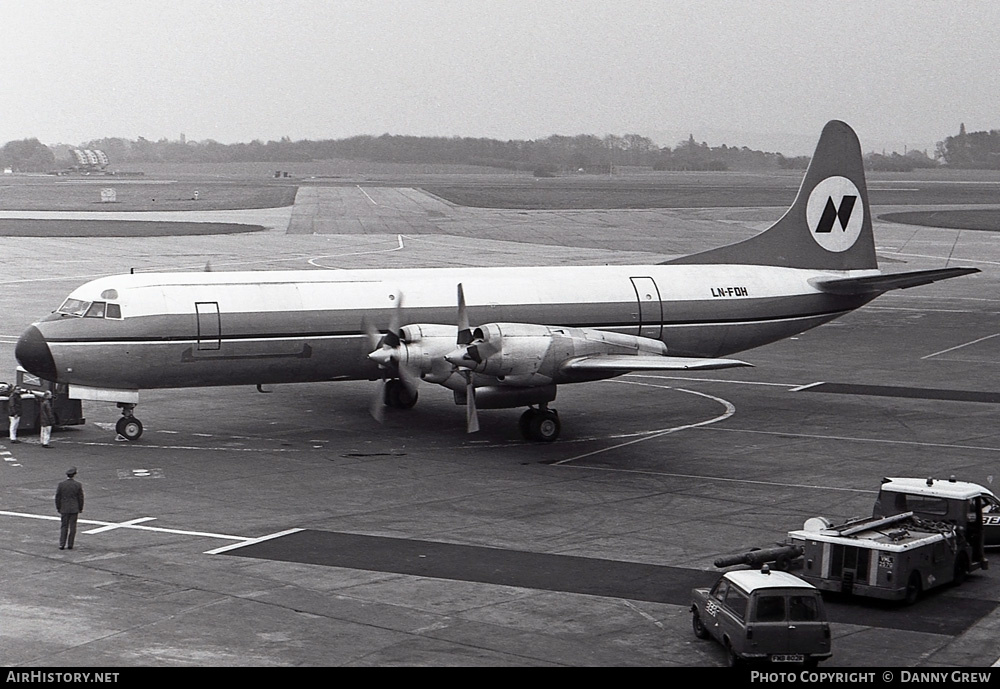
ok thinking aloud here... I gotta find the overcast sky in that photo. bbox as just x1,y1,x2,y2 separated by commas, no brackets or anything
3,1,997,155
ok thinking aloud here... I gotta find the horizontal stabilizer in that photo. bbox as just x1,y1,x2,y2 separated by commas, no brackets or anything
810,267,980,295
560,355,752,374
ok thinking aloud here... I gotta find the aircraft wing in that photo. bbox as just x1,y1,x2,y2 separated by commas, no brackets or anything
810,267,979,295
560,355,752,374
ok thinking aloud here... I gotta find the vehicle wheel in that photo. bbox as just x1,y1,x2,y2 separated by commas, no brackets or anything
725,639,742,667
904,571,922,605
953,553,969,586
692,612,710,640
528,410,560,442
116,416,143,441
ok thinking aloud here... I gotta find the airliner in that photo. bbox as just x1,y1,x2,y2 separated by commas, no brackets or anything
15,121,978,442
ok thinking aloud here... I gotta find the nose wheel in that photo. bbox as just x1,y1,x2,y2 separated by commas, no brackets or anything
116,403,144,441
519,406,560,442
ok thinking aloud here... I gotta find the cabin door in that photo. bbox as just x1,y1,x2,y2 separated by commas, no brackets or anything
630,276,662,339
195,301,221,351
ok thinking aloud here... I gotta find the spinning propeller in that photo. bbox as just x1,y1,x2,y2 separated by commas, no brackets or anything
444,283,499,434
364,292,418,422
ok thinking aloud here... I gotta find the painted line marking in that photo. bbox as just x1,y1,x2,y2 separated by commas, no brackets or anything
789,381,824,392
0,510,271,544
555,382,736,464
204,528,305,555
921,332,1000,360
84,516,157,534
623,600,665,629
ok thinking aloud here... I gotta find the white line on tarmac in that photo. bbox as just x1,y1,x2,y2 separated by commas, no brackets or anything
84,517,157,534
204,528,304,555
0,509,286,545
921,332,1000,360
555,382,736,465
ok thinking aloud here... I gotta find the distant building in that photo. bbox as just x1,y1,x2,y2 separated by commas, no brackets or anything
69,149,109,171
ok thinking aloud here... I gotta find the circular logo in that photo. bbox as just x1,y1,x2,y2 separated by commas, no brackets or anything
806,176,864,252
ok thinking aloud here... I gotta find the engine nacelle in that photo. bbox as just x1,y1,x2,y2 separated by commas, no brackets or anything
454,323,669,382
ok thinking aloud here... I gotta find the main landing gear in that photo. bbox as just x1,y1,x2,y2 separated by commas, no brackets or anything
383,378,418,410
519,404,560,443
116,403,143,441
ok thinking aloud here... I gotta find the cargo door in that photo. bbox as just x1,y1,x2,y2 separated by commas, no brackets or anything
785,593,830,656
630,276,662,339
751,593,790,656
195,301,221,351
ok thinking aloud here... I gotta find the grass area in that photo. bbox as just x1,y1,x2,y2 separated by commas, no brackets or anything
0,178,297,211
879,209,1000,232
0,219,266,237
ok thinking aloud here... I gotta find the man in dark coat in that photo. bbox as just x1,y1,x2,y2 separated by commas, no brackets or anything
39,391,55,448
55,467,84,550
3,386,22,443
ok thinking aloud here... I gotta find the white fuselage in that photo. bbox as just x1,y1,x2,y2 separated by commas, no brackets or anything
20,263,875,392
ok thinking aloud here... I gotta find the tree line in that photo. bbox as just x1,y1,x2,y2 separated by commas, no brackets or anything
0,124,996,173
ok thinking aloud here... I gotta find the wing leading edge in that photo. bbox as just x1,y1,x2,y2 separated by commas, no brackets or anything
560,355,752,374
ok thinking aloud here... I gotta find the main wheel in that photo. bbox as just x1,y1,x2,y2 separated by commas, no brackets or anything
384,379,418,409
519,409,536,439
116,416,143,441
528,410,560,442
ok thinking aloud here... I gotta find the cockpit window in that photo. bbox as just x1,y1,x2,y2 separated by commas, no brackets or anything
57,298,91,317
57,298,121,319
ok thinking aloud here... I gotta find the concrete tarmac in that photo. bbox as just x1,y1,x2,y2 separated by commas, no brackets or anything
1,182,999,667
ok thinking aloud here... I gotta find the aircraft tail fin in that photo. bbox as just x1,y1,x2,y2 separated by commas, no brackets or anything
666,120,877,271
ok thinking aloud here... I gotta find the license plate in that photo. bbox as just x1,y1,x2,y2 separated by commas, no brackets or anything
770,654,804,663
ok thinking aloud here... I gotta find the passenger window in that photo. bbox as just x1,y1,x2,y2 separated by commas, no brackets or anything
711,580,730,601
105,303,122,319
85,302,106,318
788,595,819,621
755,595,786,622
724,587,749,621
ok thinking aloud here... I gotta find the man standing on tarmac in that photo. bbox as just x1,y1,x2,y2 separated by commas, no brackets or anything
2,385,22,444
55,467,84,550
39,391,54,448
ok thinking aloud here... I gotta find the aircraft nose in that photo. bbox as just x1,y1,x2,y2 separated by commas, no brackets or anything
15,325,58,382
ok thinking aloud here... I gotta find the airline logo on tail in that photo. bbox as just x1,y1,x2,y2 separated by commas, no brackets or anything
807,175,864,253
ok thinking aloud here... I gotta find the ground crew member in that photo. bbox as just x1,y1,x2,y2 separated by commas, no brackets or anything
55,467,84,550
39,391,55,448
3,386,22,444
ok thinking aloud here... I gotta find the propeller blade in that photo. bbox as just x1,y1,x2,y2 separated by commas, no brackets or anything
369,378,387,423
457,283,472,345
362,315,382,350
464,371,479,433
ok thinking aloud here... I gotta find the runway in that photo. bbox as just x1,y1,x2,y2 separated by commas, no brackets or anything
1,181,999,667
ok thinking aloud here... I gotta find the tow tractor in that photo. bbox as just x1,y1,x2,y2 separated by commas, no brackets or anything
0,367,86,432
715,476,994,605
